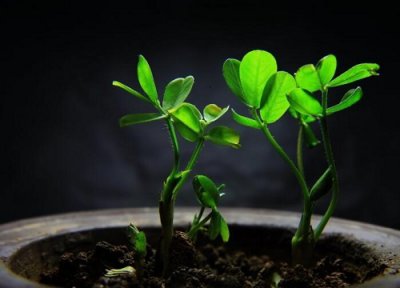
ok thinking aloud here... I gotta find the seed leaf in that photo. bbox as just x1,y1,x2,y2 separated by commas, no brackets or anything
220,215,230,242
260,71,296,124
295,64,321,92
328,63,380,87
287,88,323,117
232,109,260,129
170,103,202,142
137,55,158,104
327,87,363,115
203,104,229,123
239,50,277,108
316,54,337,86
112,81,150,103
163,76,194,110
223,58,245,103
119,113,167,127
209,211,221,240
205,126,241,149
310,166,333,202
193,175,220,209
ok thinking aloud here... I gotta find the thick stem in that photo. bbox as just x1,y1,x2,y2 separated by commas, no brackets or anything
314,89,339,240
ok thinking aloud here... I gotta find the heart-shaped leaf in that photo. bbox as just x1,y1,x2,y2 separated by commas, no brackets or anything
162,76,194,110
327,87,363,115
223,58,244,102
295,64,321,92
328,63,380,87
205,126,240,148
260,71,296,124
232,109,260,129
287,88,323,117
239,50,277,108
170,103,202,142
112,81,150,103
203,104,229,123
316,54,337,86
137,55,159,104
119,113,167,127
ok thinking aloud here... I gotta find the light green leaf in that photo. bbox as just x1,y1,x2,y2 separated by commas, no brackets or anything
260,71,296,123
119,113,167,127
219,215,230,242
193,175,220,209
295,64,321,92
327,87,363,115
203,104,229,123
170,103,202,142
232,109,260,129
223,58,244,102
316,54,337,86
310,166,333,202
137,55,158,104
205,126,240,149
328,63,380,87
239,50,277,108
162,76,194,110
112,81,150,103
287,88,323,116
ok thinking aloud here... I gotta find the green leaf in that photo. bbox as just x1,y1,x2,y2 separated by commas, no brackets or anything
112,81,150,103
170,103,202,142
239,50,277,108
137,55,158,104
119,113,167,127
327,87,363,115
289,107,317,123
287,88,323,117
209,211,221,240
260,71,296,124
223,58,245,102
205,126,240,148
232,109,260,129
162,76,194,110
128,224,147,258
328,63,380,87
219,215,230,242
310,166,333,202
302,121,320,148
295,64,321,92
316,54,337,86
193,175,220,209
203,104,229,123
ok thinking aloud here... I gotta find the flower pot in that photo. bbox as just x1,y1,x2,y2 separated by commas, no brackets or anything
0,207,399,287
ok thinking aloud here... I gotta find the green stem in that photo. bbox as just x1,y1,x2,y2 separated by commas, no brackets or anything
187,211,212,239
314,89,339,240
297,124,305,177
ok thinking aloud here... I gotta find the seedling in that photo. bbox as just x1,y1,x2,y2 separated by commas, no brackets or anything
113,55,240,276
223,50,379,265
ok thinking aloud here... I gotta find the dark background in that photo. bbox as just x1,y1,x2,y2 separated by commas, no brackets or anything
1,1,399,228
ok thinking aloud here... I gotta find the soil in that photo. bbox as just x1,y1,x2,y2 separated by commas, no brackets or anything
40,229,385,288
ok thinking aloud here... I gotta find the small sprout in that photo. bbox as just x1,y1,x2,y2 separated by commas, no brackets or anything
270,272,282,288
128,224,147,259
105,266,136,278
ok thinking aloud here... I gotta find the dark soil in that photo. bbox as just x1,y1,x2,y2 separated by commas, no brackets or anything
40,229,385,288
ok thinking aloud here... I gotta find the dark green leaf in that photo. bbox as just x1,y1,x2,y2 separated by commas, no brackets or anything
223,59,245,102
209,211,221,240
327,87,363,115
316,54,337,86
287,88,323,116
112,81,150,103
295,64,321,92
260,71,296,123
193,175,220,209
170,103,202,142
137,55,159,104
239,50,277,108
203,104,229,123
232,109,260,129
162,76,194,110
205,126,240,148
219,215,230,242
310,166,333,202
328,63,380,87
302,122,320,148
119,113,166,127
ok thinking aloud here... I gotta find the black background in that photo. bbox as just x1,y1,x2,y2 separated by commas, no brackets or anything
1,1,399,228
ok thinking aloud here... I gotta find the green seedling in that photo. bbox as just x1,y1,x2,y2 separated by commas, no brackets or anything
224,50,379,265
113,55,240,276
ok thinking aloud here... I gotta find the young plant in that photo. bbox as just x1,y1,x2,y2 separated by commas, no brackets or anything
223,50,379,265
113,55,240,276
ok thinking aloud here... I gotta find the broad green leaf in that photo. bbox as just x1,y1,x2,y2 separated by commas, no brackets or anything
137,55,158,104
287,88,323,116
112,81,150,103
302,122,320,148
327,87,363,115
310,166,333,202
328,63,380,87
209,211,221,240
260,71,296,123
170,103,202,142
232,109,260,129
316,54,337,86
203,104,229,123
239,50,277,108
295,64,321,92
220,215,230,242
205,126,240,149
162,76,194,110
119,113,166,127
223,59,244,102
193,175,220,209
